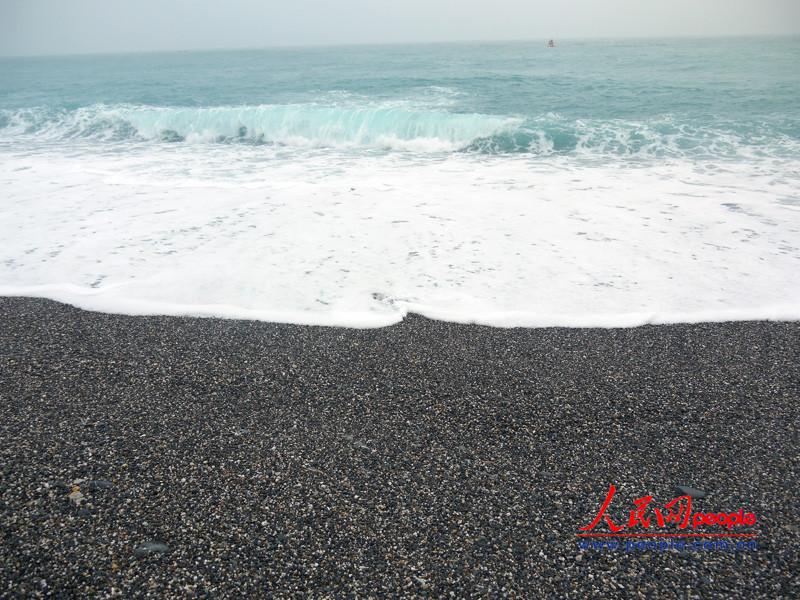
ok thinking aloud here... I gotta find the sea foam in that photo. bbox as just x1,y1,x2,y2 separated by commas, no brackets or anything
1,144,798,328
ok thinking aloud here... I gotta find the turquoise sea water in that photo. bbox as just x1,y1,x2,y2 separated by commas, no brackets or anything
1,37,799,326
3,37,799,156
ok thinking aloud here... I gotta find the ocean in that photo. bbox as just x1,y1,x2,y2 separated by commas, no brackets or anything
1,37,798,327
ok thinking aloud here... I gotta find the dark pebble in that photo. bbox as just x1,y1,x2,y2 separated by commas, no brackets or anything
133,542,170,556
0,297,797,599
675,485,706,499
88,480,114,490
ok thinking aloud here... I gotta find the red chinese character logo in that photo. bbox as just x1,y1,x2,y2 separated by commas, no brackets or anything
580,486,695,533
663,495,693,529
580,485,623,532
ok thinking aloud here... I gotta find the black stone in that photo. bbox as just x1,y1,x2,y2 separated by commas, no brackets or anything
88,480,114,490
675,485,706,499
133,542,171,556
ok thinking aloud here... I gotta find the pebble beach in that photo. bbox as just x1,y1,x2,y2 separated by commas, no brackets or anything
1,296,798,599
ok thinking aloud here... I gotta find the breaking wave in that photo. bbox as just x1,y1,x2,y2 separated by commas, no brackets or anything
1,104,797,158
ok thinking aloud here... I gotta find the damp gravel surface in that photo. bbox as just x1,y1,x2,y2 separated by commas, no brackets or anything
0,297,798,599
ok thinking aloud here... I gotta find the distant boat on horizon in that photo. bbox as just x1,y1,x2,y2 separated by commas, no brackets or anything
548,39,555,47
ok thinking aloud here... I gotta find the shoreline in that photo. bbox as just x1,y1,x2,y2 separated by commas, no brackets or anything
2,291,798,331
1,296,798,598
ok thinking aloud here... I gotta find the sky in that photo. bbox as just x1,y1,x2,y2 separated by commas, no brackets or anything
1,0,799,57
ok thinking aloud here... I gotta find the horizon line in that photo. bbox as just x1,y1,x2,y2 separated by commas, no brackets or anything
2,32,797,60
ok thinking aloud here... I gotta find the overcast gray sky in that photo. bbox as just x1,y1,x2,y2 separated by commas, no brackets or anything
1,0,799,57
